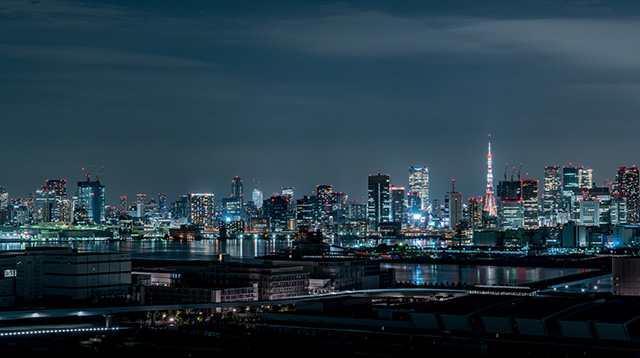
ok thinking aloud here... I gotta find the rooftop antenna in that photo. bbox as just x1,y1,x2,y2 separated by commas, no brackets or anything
510,166,515,181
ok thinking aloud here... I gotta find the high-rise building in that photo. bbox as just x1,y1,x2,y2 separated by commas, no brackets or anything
158,193,167,216
282,187,294,199
521,179,539,228
296,195,317,230
367,172,391,230
542,165,561,225
408,166,429,211
614,166,640,224
483,135,498,217
579,168,594,189
468,197,482,229
170,195,190,222
188,193,215,230
46,179,67,197
0,186,8,209
446,180,463,230
35,186,57,222
316,185,333,228
76,179,105,225
231,176,243,202
263,195,289,232
119,195,128,214
252,184,264,210
390,186,406,223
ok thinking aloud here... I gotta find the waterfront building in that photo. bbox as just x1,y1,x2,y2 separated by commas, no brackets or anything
367,172,391,231
188,193,215,230
15,247,131,306
76,179,105,225
408,166,429,211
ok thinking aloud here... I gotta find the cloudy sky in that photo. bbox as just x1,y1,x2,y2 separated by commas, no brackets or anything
2,0,640,206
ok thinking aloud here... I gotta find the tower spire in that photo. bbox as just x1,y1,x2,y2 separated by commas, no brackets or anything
483,134,498,216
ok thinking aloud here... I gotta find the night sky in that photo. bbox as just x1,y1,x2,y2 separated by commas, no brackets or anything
2,0,640,206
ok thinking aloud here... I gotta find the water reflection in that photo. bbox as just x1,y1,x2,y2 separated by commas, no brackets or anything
384,262,595,286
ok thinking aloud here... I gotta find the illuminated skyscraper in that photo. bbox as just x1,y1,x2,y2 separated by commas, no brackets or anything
367,172,391,230
408,166,429,211
76,179,105,225
390,186,406,223
468,197,482,229
188,193,215,229
521,178,539,227
542,165,561,224
316,184,333,228
231,176,243,202
0,186,8,209
483,135,498,217
252,184,264,210
614,167,639,224
158,193,167,216
118,195,127,214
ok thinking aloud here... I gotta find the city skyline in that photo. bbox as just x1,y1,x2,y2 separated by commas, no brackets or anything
2,1,640,206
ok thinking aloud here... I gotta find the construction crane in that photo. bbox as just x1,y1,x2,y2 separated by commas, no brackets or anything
504,163,508,181
95,166,104,181
518,163,522,181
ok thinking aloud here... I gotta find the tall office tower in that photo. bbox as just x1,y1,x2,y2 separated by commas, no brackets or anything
45,179,68,222
611,197,628,225
367,172,391,230
483,135,498,217
231,176,243,202
0,186,7,209
35,186,57,222
296,195,317,230
468,197,482,229
46,179,67,197
390,186,406,223
252,183,264,210
76,178,106,225
408,166,429,211
562,166,580,189
119,196,128,214
542,165,561,224
521,179,539,228
579,168,594,189
263,195,289,232
158,193,167,216
614,166,640,224
316,185,333,228
189,193,215,229
222,197,243,222
446,180,463,230
170,195,190,221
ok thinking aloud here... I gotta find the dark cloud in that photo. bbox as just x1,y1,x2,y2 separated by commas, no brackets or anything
1,0,639,205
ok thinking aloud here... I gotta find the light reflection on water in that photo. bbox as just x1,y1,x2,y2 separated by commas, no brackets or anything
384,262,596,286
0,239,602,286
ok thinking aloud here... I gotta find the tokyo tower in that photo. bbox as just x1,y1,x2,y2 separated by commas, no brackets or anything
483,134,498,216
